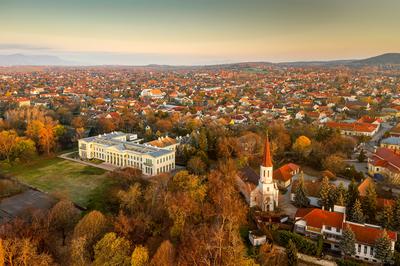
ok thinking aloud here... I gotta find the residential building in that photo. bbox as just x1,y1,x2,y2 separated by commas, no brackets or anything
294,206,397,263
273,163,300,189
368,147,400,183
380,137,400,151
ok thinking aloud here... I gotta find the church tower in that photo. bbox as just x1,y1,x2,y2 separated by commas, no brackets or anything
250,134,279,212
260,135,273,183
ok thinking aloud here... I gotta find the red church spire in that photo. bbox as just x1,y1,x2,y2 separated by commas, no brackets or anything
263,134,273,167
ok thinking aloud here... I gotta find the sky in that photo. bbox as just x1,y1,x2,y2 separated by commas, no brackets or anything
0,0,399,65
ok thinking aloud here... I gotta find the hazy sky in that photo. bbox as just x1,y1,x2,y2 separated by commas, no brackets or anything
1,0,399,65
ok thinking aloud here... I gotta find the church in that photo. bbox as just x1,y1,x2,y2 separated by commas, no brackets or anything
250,136,279,212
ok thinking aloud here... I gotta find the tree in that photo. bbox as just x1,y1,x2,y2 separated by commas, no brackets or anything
340,225,356,257
351,199,365,223
363,183,377,222
0,239,4,266
0,130,35,162
346,179,359,211
379,205,394,229
187,156,206,175
374,230,393,263
38,124,56,154
319,176,332,210
286,239,298,266
150,240,175,266
93,232,132,266
70,237,89,266
48,199,80,245
292,135,312,159
358,149,366,163
393,197,400,230
131,245,149,266
73,210,109,257
335,182,347,206
322,153,346,174
294,172,309,207
117,183,142,214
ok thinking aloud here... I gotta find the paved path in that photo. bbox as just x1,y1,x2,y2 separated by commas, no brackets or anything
58,152,117,171
274,245,337,266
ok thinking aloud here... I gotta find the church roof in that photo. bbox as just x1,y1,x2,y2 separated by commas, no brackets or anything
263,136,273,167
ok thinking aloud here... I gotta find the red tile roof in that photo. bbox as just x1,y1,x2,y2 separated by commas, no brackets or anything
297,208,344,229
326,121,378,133
345,222,397,245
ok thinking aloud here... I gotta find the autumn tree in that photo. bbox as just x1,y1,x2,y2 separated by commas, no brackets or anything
48,199,80,245
292,135,312,159
117,183,142,214
73,210,109,258
187,156,207,175
131,245,149,266
150,240,175,266
0,130,35,162
322,153,346,174
93,232,132,266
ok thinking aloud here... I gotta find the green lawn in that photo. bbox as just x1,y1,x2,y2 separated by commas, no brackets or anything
0,157,112,208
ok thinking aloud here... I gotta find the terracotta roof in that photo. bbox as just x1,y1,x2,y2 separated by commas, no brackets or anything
273,163,299,182
357,177,374,197
147,136,177,148
297,208,344,229
371,147,400,172
326,121,378,133
345,222,397,245
262,137,273,167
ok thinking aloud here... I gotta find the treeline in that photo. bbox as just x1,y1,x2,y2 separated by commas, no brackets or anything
0,160,258,265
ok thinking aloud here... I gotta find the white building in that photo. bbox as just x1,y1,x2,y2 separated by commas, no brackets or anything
250,137,279,212
78,132,176,176
294,206,397,263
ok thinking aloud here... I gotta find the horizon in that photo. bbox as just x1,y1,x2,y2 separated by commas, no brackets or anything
1,0,400,65
0,52,399,67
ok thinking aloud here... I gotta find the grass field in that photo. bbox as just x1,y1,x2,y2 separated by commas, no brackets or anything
0,157,112,207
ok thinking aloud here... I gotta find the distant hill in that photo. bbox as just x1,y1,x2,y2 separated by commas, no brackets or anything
277,53,400,68
0,54,75,66
348,53,400,66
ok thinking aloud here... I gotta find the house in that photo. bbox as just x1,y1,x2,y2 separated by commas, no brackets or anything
294,206,397,263
146,136,179,152
380,137,400,151
368,147,400,184
16,97,30,107
326,121,379,137
248,230,267,246
273,163,300,189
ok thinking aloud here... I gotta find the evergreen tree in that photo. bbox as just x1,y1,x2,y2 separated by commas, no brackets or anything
346,179,359,211
379,205,394,230
319,176,332,210
374,230,393,263
340,225,356,257
363,183,377,222
393,196,400,230
358,149,366,163
335,182,347,206
294,172,310,207
351,199,365,223
286,239,298,266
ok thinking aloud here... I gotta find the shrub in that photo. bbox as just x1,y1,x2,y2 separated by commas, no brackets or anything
273,230,317,256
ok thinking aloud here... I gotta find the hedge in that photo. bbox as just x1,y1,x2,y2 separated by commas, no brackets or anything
273,230,318,256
